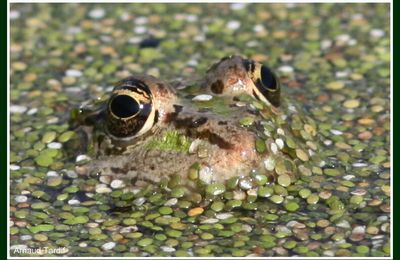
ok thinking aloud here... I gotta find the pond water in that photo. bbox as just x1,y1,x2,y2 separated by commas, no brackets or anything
9,3,390,257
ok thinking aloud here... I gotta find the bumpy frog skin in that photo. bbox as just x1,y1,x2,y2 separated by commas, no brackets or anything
75,55,318,187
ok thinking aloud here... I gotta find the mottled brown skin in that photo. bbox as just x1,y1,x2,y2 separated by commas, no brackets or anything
87,130,260,185
206,55,281,107
77,56,281,185
206,56,251,95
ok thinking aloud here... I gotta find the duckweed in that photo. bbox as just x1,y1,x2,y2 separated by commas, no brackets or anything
9,3,390,258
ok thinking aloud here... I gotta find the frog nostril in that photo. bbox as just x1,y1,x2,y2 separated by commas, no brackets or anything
110,94,140,119
210,79,224,94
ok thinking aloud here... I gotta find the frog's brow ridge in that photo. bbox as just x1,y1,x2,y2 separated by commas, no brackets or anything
117,78,152,96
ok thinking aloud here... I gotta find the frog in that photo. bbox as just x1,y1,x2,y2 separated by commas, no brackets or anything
73,55,320,188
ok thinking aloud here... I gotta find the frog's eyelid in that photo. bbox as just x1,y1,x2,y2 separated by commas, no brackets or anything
117,78,152,96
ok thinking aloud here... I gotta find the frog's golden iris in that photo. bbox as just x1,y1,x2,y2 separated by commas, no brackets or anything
243,59,281,107
106,79,156,139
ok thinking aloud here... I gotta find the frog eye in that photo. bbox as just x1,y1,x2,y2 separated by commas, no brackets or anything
255,64,280,107
106,81,156,138
260,65,278,91
244,60,281,107
109,95,140,118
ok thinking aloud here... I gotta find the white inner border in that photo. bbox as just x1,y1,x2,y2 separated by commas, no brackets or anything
7,0,393,259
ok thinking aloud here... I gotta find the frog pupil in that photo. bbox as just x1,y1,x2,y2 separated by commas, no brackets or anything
260,65,277,90
110,95,139,118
